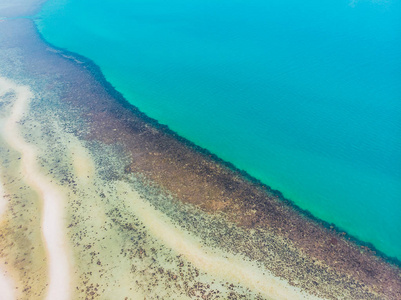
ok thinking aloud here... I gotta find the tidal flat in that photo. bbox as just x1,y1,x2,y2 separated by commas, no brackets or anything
0,3,400,300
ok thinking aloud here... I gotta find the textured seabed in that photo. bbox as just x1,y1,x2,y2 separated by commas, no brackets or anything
0,4,401,300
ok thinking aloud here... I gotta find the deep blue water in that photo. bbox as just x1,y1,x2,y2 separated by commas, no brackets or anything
36,0,401,259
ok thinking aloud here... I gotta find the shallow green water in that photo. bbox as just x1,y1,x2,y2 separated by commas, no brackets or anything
36,0,401,260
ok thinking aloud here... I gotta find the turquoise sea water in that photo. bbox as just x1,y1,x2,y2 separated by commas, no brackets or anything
35,0,401,260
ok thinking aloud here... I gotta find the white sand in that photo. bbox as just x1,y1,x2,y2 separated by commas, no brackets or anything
0,77,71,300
0,267,15,300
118,181,322,300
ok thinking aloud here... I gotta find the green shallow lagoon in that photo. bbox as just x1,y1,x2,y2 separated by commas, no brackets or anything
36,0,401,260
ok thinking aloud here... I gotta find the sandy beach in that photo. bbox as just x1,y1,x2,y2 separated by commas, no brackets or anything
0,1,400,299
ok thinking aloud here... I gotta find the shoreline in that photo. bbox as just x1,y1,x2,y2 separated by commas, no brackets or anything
33,19,400,297
24,0,400,265
33,0,401,263
0,6,400,299
32,23,401,269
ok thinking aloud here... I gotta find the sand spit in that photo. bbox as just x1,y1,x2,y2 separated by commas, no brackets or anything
0,77,71,300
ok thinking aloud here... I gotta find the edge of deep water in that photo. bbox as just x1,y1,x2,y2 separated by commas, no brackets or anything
19,13,401,269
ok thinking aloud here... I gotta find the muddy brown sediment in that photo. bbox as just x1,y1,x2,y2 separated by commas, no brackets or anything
0,14,400,299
